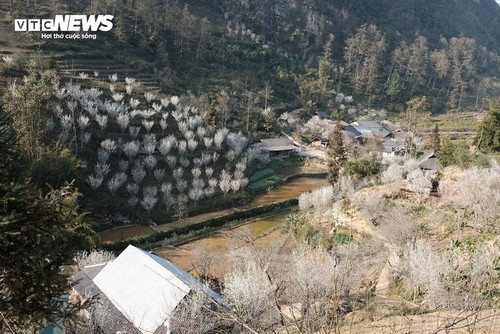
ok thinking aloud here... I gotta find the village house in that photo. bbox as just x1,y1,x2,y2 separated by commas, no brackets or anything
382,138,406,157
308,136,329,148
406,150,442,193
415,150,441,172
251,137,300,157
69,245,223,334
314,111,331,120
342,125,366,144
351,120,391,139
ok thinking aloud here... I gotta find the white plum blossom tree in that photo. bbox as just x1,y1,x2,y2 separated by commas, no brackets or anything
100,139,117,153
154,168,166,182
131,163,146,184
86,174,103,191
107,172,127,196
219,169,232,196
118,160,129,172
141,186,158,213
116,113,130,133
97,148,110,163
123,141,140,160
128,126,140,139
126,183,140,196
166,155,177,169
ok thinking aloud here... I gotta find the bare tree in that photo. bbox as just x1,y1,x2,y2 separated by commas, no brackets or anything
170,289,219,334
72,250,115,273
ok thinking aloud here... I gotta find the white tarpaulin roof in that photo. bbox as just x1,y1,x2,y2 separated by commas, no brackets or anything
93,245,209,334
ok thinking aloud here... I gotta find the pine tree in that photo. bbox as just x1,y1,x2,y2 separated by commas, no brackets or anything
2,70,58,159
475,98,500,152
327,121,346,185
431,124,441,151
437,137,456,167
0,121,94,330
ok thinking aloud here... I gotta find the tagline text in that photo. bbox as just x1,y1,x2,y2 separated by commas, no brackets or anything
40,33,97,40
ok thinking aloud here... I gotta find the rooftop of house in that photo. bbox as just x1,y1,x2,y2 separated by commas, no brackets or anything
382,138,405,153
342,125,364,138
70,245,222,334
315,111,331,119
417,151,441,171
352,120,381,128
351,120,391,138
252,137,299,152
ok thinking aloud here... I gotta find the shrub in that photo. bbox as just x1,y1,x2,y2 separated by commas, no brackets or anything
247,175,281,193
343,157,381,179
30,148,81,192
248,168,275,183
334,232,353,245
437,138,472,167
475,98,500,152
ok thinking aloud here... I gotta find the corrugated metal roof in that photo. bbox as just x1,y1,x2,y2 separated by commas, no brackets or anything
342,125,364,138
264,145,299,152
71,272,102,299
354,120,380,128
91,295,142,334
259,138,295,147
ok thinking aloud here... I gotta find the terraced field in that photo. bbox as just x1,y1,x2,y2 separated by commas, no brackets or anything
55,57,161,92
0,3,162,92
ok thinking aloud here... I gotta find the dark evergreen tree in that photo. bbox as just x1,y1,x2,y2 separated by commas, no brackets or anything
431,124,441,151
0,118,94,331
327,121,347,186
475,98,500,152
2,70,58,159
438,137,461,167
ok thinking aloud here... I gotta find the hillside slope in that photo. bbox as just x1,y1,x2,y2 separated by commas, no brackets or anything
0,0,499,112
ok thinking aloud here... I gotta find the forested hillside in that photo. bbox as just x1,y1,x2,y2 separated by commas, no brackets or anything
2,1,500,333
1,0,499,114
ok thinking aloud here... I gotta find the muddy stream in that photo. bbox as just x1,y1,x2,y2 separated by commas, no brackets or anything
98,177,328,244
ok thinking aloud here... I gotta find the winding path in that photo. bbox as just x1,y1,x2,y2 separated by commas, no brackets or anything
329,201,395,298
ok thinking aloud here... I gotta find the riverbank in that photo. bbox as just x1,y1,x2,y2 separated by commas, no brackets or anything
102,198,299,252
99,175,328,247
155,210,295,275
